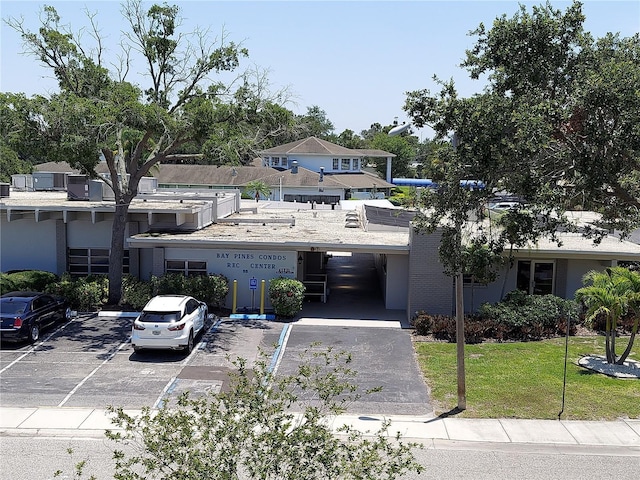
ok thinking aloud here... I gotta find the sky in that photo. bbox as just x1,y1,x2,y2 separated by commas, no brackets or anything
1,0,638,139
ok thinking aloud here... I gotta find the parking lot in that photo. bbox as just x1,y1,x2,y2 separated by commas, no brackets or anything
0,313,433,416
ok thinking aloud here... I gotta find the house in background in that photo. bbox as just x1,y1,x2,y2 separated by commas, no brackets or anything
25,137,396,205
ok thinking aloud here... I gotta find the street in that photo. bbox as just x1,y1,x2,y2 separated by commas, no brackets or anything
2,435,639,480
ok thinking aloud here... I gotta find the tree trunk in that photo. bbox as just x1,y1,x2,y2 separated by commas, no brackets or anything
616,317,639,365
108,203,130,305
605,316,613,363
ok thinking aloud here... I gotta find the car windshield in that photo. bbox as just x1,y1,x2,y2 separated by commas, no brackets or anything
139,311,181,323
0,299,29,315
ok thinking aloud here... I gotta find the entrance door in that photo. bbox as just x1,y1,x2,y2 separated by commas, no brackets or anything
516,261,555,295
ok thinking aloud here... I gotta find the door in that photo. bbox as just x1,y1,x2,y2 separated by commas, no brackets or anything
517,261,555,295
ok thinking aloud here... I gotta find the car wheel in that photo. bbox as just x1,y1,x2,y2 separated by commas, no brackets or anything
28,323,40,343
133,345,143,353
184,331,194,354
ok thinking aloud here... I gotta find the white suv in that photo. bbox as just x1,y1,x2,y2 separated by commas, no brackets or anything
131,295,208,353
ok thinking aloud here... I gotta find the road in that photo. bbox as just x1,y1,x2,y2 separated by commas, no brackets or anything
2,313,639,479
2,435,639,480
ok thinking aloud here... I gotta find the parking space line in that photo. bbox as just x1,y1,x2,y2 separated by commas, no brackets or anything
0,318,78,375
269,324,292,374
57,339,130,407
154,377,178,409
154,317,223,408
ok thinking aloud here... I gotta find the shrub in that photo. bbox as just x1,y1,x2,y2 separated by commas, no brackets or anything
151,273,188,296
0,273,18,295
185,274,229,308
411,311,433,336
148,273,230,309
0,270,59,294
46,273,108,311
121,275,153,310
269,277,305,318
479,291,579,340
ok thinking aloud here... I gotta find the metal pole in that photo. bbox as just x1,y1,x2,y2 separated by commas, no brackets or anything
558,314,571,419
456,272,466,410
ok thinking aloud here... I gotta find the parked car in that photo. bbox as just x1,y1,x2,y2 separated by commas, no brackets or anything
131,295,208,354
0,291,72,343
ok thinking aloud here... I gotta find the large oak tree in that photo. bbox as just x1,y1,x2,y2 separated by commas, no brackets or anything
6,1,263,303
404,0,640,270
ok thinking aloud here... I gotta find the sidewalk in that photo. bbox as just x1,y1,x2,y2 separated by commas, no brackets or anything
2,406,639,451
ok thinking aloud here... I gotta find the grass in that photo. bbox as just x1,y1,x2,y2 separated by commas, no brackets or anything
414,335,640,420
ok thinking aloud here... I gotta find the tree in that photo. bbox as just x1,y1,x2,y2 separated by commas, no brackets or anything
576,267,640,365
369,131,416,179
402,0,640,407
297,105,335,139
244,180,271,201
0,92,51,178
404,1,640,239
5,2,253,304
57,346,423,479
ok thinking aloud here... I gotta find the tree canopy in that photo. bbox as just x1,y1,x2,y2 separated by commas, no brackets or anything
403,0,640,276
3,1,284,303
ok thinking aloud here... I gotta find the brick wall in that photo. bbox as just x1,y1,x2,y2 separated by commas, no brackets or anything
408,228,454,318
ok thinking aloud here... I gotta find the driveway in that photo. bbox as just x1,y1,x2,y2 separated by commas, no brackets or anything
264,319,433,416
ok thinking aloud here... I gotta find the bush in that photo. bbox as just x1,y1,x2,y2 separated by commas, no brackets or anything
121,275,153,310
151,272,188,296
0,273,18,294
269,277,305,318
411,311,433,336
185,274,229,308
149,273,229,309
46,273,108,311
413,292,579,343
0,270,59,294
479,291,579,341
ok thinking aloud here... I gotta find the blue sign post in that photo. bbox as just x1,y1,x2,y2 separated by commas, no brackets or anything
249,277,258,310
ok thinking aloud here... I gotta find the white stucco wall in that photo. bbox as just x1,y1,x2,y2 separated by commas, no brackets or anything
0,218,61,274
276,155,362,174
163,247,297,310
384,254,409,310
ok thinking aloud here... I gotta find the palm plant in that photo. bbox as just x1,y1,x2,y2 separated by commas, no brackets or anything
244,180,271,202
575,267,640,364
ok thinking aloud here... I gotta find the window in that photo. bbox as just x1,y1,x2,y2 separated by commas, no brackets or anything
332,158,339,170
353,159,360,171
68,248,129,276
341,158,350,170
271,156,279,167
517,261,554,295
166,260,207,276
281,157,288,168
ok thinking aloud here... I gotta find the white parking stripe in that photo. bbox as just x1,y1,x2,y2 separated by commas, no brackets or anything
57,339,130,407
0,318,78,375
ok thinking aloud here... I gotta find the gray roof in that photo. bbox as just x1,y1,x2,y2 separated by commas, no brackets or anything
33,161,393,189
260,137,358,156
260,137,395,158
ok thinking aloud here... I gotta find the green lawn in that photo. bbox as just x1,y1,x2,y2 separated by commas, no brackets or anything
414,336,640,420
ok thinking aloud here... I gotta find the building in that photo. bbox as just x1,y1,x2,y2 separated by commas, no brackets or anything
3,137,640,320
